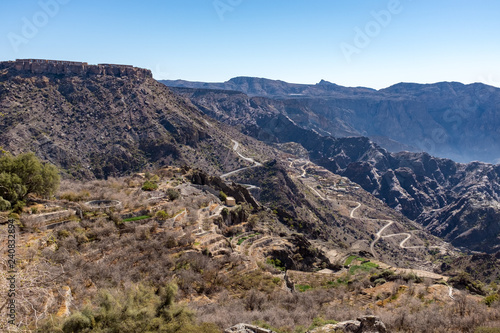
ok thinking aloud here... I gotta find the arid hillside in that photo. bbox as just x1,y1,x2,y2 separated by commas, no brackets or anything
0,61,273,179
1,165,500,332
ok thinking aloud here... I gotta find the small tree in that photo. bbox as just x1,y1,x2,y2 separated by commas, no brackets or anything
142,180,158,191
0,152,60,210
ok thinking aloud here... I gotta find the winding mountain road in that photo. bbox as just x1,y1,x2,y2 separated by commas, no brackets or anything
288,158,446,258
351,203,446,257
220,140,262,178
350,202,361,218
370,220,394,257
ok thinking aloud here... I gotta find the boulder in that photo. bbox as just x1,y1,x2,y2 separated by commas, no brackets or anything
225,323,275,333
307,315,387,333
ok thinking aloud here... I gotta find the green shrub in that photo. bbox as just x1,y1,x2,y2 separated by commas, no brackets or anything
266,258,285,271
484,293,498,307
58,230,71,239
219,190,227,202
62,312,93,333
142,180,158,191
0,197,11,211
370,269,395,282
362,262,379,269
39,282,220,333
349,262,378,274
12,200,25,214
449,271,485,295
156,210,169,220
166,188,180,201
272,277,282,285
403,272,423,283
8,212,20,220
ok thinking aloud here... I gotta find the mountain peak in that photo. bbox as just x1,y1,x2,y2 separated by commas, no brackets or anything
317,79,333,85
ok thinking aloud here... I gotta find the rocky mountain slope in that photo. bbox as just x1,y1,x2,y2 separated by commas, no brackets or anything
2,60,498,253
0,61,274,179
3,166,498,332
163,77,500,163
168,87,500,254
0,59,440,263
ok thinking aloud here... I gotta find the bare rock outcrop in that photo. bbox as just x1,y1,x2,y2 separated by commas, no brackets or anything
307,315,387,333
0,59,152,79
225,323,275,333
189,169,259,208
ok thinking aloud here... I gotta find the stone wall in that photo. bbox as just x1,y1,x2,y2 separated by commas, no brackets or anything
0,59,152,79
23,209,76,226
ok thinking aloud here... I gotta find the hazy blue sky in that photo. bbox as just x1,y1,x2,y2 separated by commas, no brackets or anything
1,0,499,89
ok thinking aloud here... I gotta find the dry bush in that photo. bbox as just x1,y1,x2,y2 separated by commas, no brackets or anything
194,287,360,331
244,289,267,311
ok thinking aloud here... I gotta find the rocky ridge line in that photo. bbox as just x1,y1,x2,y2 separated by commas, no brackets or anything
0,59,152,79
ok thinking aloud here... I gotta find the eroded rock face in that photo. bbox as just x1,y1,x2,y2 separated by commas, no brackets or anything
0,59,152,79
308,315,387,333
189,169,259,208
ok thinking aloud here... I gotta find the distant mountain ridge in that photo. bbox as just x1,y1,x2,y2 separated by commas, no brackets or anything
162,77,500,163
162,76,376,98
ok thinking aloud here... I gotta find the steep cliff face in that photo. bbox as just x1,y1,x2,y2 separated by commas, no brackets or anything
170,86,500,253
0,59,152,79
0,62,273,179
